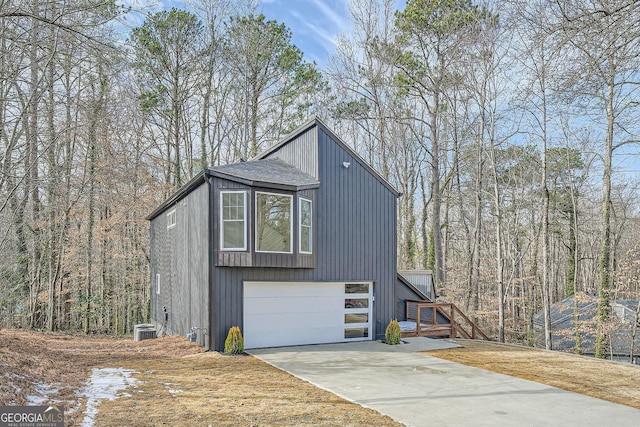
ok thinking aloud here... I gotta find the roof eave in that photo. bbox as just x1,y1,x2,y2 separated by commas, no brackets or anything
210,170,319,192
145,170,209,221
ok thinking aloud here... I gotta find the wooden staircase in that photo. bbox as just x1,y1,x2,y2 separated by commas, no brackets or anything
403,300,490,340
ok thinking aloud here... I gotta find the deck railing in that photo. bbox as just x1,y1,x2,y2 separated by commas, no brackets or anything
404,300,490,340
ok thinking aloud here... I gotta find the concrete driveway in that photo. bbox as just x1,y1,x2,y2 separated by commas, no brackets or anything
249,338,640,427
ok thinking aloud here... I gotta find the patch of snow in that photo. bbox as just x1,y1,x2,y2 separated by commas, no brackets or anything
3,373,27,405
26,382,59,406
398,321,419,332
162,382,183,396
80,368,139,427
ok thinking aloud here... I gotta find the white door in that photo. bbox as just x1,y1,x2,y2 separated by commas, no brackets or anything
243,281,373,349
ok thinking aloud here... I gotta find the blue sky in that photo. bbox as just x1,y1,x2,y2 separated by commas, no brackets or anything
119,0,405,66
260,0,353,65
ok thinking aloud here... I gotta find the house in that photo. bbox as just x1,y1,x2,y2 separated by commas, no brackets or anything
146,118,431,351
533,294,640,364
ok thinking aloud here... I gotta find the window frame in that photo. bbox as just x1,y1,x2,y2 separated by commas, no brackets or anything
299,197,312,254
166,209,176,229
343,282,373,341
255,191,293,254
220,190,248,251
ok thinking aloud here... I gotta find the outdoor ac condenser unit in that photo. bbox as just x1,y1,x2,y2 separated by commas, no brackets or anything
134,323,157,341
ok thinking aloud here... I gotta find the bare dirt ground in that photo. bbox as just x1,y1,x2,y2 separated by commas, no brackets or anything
0,330,401,426
425,339,640,409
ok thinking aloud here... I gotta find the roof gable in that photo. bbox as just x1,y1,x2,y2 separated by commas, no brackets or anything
255,117,401,198
147,117,399,221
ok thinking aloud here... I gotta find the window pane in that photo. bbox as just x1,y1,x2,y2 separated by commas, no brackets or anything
345,328,368,339
345,298,369,309
345,313,368,324
345,283,369,294
300,198,312,253
223,193,244,220
256,193,292,252
167,210,176,228
222,194,231,219
223,221,244,249
300,227,311,253
300,199,311,226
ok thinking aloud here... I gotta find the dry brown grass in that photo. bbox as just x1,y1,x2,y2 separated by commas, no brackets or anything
6,329,638,426
425,339,640,409
0,329,203,425
0,330,401,427
96,352,401,427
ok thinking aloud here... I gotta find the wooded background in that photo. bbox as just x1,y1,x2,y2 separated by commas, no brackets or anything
1,0,639,357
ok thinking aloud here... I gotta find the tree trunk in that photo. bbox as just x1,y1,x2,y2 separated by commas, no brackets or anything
84,63,107,334
430,105,444,286
595,65,615,358
46,49,57,332
27,1,42,329
487,117,504,342
494,180,505,343
540,64,553,351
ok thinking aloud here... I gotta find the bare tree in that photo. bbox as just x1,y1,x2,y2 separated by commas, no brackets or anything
129,8,206,187
222,14,322,158
393,0,493,287
553,0,640,358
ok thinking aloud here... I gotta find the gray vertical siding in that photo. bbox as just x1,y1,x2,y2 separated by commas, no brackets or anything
265,127,319,179
211,125,398,349
186,184,210,347
150,208,174,334
149,218,163,328
150,182,210,347
315,127,397,340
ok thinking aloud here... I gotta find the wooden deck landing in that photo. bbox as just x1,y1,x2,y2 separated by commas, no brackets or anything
402,300,490,341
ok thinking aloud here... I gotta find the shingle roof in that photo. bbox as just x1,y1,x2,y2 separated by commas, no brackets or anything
145,158,319,221
533,295,640,356
210,158,319,190
533,295,598,328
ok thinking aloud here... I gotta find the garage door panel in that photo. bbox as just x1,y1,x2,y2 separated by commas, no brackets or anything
244,282,343,298
245,326,343,348
245,311,344,329
244,296,342,315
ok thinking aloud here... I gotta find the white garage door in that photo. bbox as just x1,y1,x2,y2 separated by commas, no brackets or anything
243,281,373,349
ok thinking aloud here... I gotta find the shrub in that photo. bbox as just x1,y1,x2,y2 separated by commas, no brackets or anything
385,319,402,345
224,326,244,355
